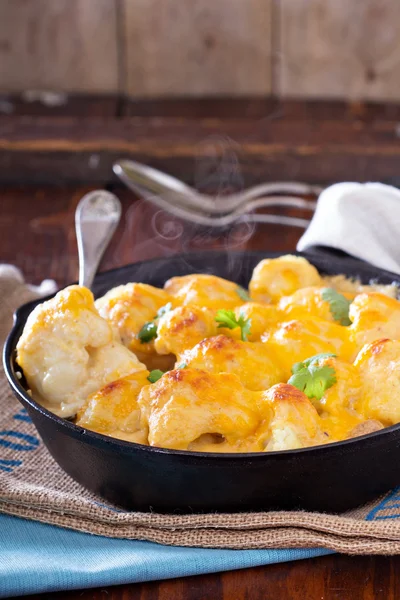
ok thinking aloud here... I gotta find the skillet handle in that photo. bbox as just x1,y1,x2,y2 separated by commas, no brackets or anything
301,245,355,261
300,245,382,273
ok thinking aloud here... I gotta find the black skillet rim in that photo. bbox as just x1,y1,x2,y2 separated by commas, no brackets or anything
4,249,400,460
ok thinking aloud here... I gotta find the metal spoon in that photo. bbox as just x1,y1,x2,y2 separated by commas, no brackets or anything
113,158,321,217
75,190,122,289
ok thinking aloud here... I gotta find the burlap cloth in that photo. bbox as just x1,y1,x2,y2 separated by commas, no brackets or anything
2,267,400,555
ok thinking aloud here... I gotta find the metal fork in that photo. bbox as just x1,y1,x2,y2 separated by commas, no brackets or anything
113,159,319,228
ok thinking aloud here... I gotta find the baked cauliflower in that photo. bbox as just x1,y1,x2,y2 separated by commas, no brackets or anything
249,255,322,304
349,292,400,351
257,383,327,451
137,368,259,451
164,273,243,310
180,334,284,391
15,253,400,454
95,282,173,365
17,285,146,418
263,317,355,378
354,338,400,425
155,305,217,357
76,370,150,444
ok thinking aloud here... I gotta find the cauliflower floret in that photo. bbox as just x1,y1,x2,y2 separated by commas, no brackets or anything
322,274,398,298
233,302,281,341
180,334,284,391
155,305,217,357
263,317,355,378
249,255,322,304
76,370,150,444
17,285,146,417
95,282,172,358
279,287,354,323
164,273,242,310
310,356,364,440
349,292,400,351
354,338,400,425
137,368,260,450
256,383,327,451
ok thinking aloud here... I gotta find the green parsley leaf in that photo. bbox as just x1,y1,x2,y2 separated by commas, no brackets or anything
137,321,158,343
236,286,251,302
301,352,337,367
215,309,237,329
147,369,164,383
321,288,352,326
176,362,187,369
239,314,252,342
215,309,252,342
156,302,172,318
288,353,337,400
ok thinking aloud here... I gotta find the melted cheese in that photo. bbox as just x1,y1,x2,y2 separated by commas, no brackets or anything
354,339,400,425
263,317,356,378
95,282,173,358
17,285,146,417
76,371,150,444
256,384,327,451
249,255,322,303
349,292,400,352
164,273,242,310
311,357,364,440
137,368,260,450
233,302,281,341
155,305,217,357
17,254,400,452
279,287,354,322
180,334,284,391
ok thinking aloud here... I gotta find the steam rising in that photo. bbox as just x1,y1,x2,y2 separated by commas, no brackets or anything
110,134,257,282
194,134,244,206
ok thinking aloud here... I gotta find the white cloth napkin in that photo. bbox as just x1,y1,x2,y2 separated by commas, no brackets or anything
297,182,400,275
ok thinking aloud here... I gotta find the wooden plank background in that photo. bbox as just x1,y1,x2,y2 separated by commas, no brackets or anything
279,0,400,101
0,0,399,101
123,0,272,97
0,0,119,93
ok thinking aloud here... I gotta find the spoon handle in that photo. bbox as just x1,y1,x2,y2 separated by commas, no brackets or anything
75,190,122,289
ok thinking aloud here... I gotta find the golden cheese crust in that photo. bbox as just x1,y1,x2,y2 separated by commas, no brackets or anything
256,384,327,451
76,370,150,444
349,292,400,352
155,305,217,358
249,255,322,303
137,368,260,450
164,273,242,310
95,282,173,357
233,302,281,341
354,338,400,425
311,356,364,440
263,317,355,378
16,285,146,418
16,254,400,453
180,334,284,391
279,287,354,322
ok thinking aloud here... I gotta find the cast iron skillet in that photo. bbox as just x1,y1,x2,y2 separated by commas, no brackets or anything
4,250,400,514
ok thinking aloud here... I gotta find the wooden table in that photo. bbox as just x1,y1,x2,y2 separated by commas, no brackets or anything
4,97,400,599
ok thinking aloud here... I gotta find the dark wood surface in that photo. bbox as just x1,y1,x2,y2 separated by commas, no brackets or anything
19,554,400,600
3,97,400,186
4,96,400,599
2,182,400,600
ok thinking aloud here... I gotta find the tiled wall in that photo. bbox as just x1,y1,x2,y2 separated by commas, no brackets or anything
1,0,399,101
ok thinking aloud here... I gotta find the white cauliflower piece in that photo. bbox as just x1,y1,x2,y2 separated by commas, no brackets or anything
16,285,146,418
